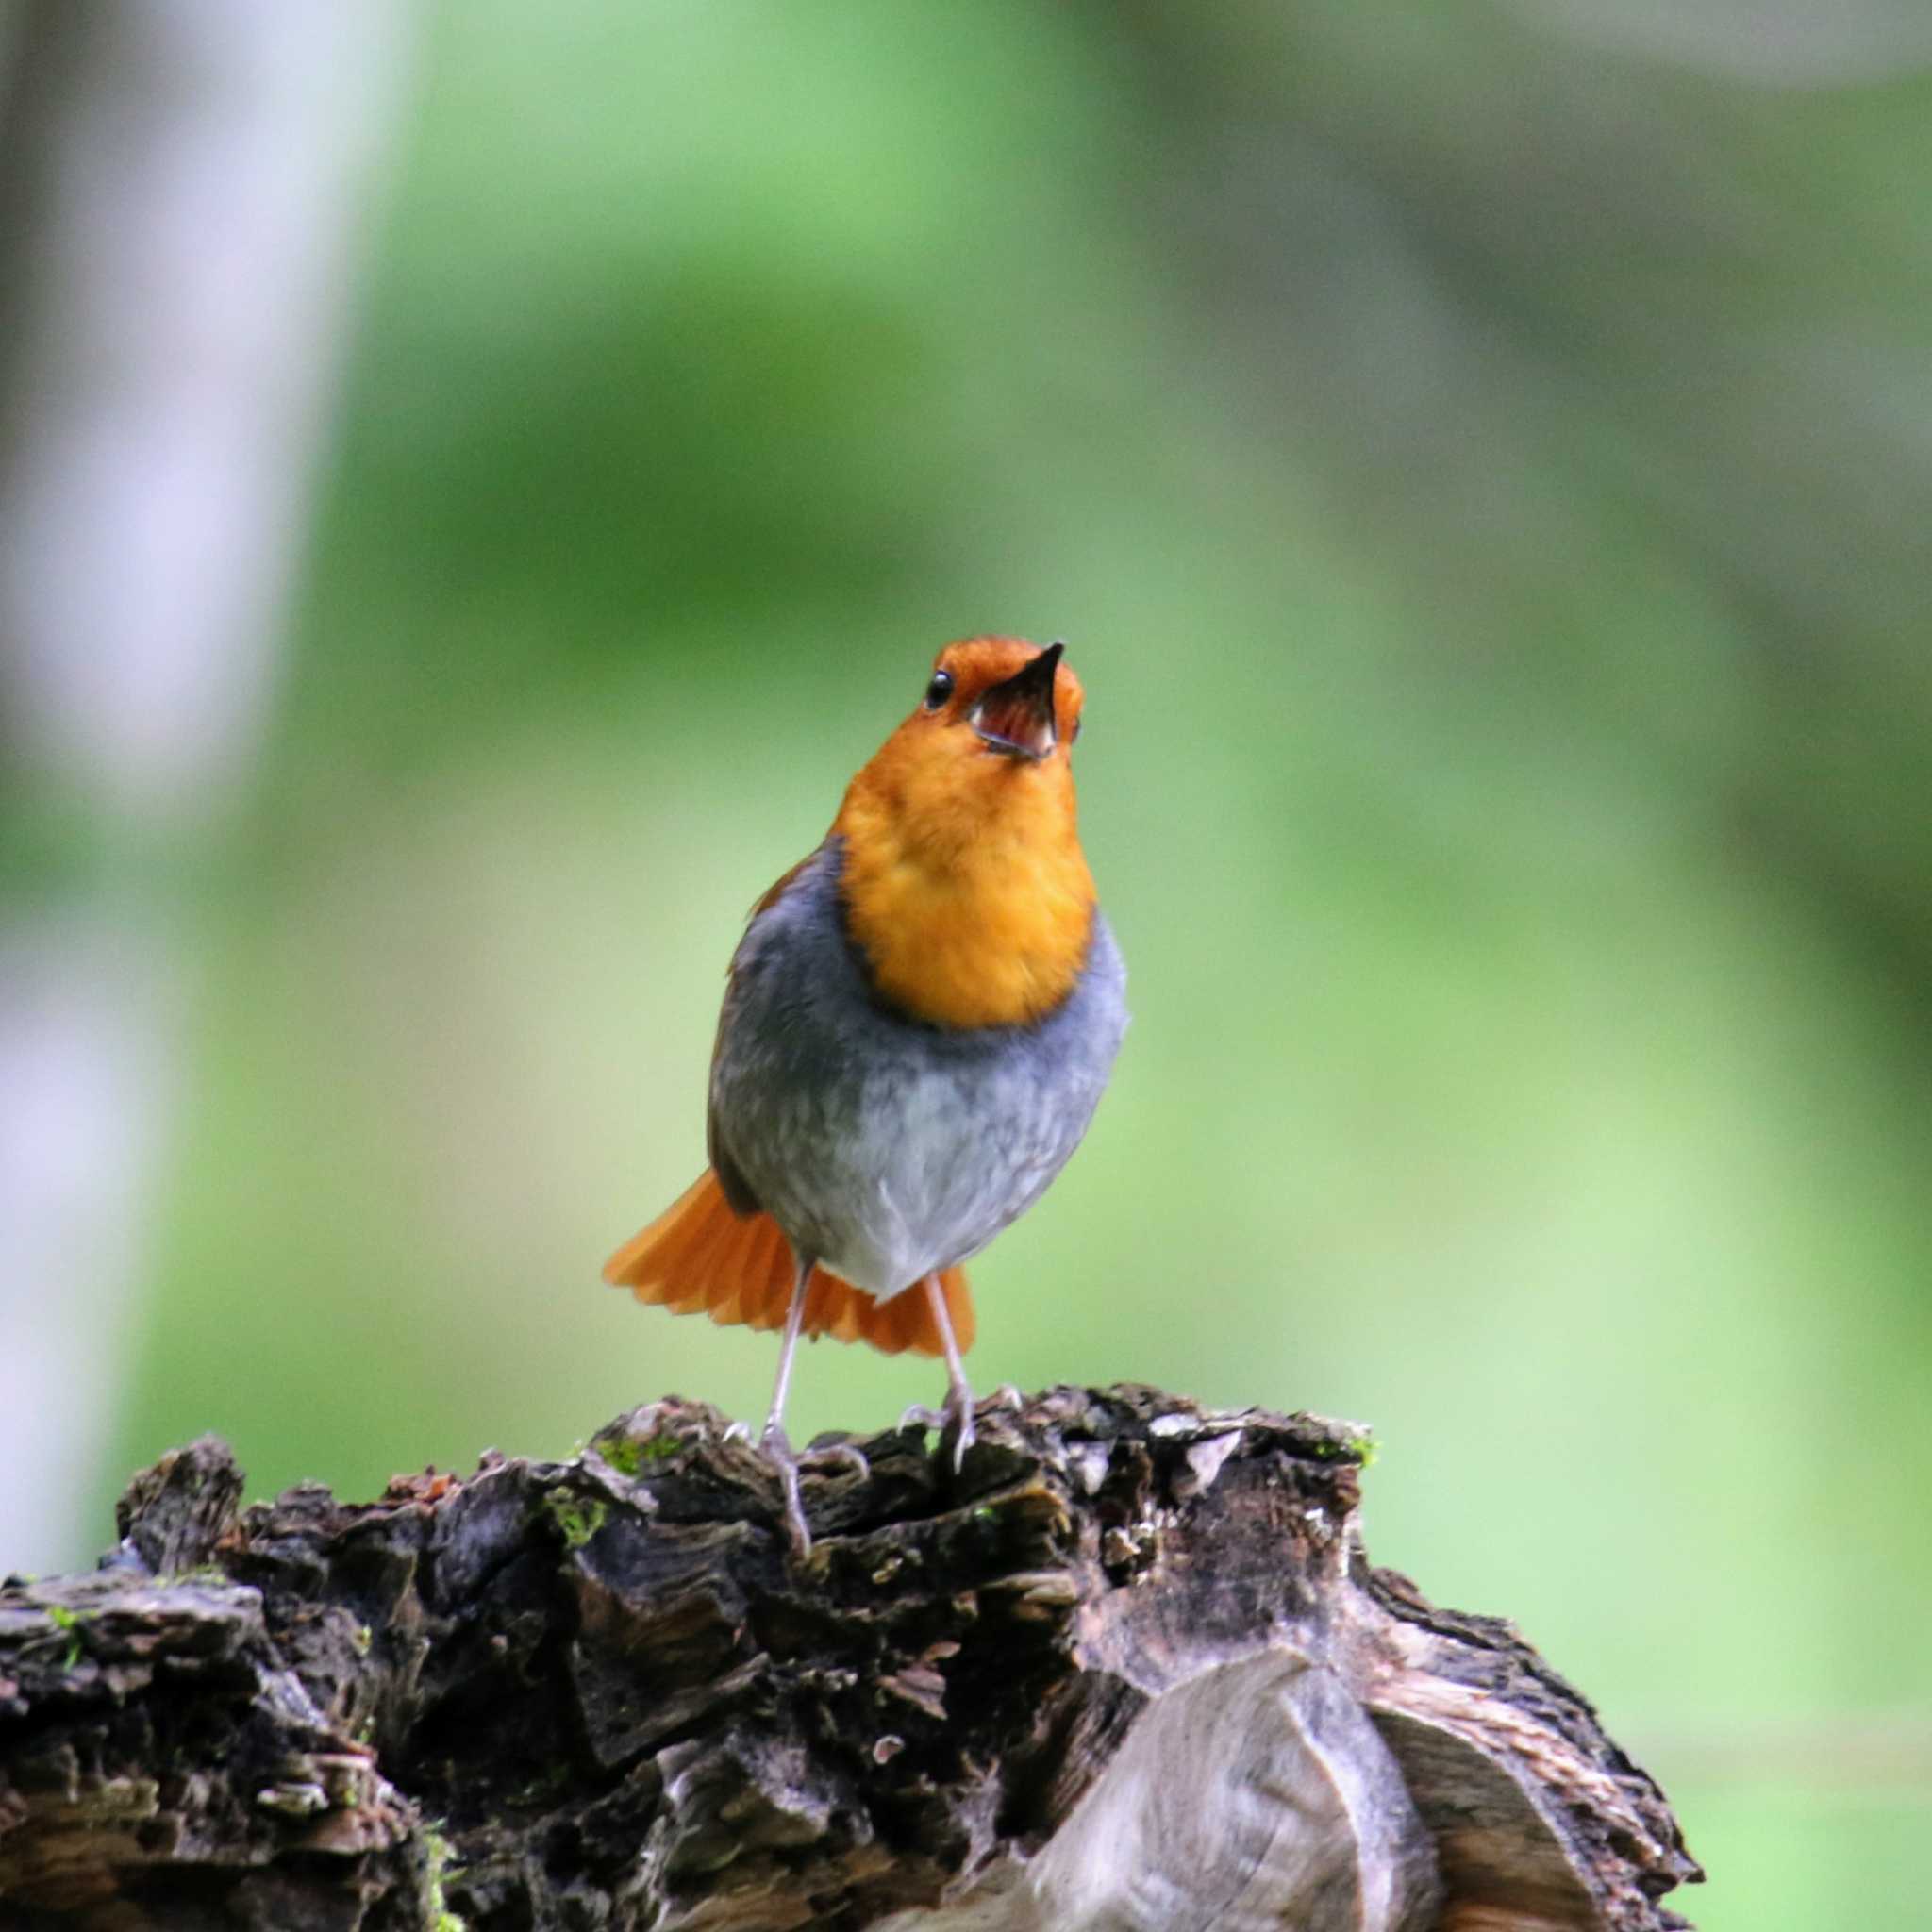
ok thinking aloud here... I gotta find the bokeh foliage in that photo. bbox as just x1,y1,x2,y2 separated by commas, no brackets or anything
94,5,1931,1924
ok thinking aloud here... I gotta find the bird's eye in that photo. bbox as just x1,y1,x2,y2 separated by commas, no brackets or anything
924,669,954,710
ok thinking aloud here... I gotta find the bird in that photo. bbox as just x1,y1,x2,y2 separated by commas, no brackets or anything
604,637,1126,1553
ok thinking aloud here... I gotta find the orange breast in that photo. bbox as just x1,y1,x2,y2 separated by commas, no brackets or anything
834,762,1096,1029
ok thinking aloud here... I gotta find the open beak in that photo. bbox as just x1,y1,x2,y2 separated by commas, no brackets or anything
971,642,1062,761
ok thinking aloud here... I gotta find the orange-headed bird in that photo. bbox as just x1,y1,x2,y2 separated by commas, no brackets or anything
604,638,1126,1552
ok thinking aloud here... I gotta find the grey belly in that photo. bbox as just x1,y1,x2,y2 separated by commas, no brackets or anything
729,1048,1093,1297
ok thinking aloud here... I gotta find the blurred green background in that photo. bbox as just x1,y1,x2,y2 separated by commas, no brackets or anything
7,3,1932,1924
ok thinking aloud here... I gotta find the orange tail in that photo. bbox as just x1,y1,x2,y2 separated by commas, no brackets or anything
603,1170,974,1359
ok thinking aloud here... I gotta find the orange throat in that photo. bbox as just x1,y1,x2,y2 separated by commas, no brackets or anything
833,758,1096,1030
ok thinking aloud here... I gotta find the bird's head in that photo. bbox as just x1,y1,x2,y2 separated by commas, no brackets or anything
841,638,1086,858
910,636,1084,767
833,637,1097,1027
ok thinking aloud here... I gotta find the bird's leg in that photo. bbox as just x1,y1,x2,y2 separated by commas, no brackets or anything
896,1272,978,1474
755,1254,816,1557
740,1255,871,1557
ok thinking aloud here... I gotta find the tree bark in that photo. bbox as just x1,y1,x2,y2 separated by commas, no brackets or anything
0,1387,1700,1930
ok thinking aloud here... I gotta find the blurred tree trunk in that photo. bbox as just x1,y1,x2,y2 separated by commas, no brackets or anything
0,0,417,1572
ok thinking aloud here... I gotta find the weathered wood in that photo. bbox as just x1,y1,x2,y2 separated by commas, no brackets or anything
0,1387,1699,1929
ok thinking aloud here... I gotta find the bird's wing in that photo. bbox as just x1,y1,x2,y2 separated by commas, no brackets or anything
704,852,822,1215
615,843,979,1357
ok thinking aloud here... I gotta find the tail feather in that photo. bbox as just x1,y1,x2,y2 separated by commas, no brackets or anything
604,1169,974,1360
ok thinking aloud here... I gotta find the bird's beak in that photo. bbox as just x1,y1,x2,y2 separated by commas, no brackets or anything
971,642,1062,761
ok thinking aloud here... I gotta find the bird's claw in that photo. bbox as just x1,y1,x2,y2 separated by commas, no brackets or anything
758,1424,814,1559
746,1426,867,1559
944,1398,976,1474
800,1438,870,1481
902,1388,978,1474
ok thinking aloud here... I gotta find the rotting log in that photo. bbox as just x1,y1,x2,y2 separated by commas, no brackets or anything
0,1385,1700,1930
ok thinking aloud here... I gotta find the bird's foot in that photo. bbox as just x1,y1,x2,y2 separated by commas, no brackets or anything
757,1424,814,1559
800,1437,870,1481
741,1427,868,1558
900,1383,979,1474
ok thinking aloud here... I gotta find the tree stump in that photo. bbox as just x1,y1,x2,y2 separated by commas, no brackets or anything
0,1385,1700,1929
